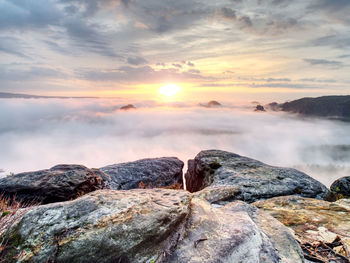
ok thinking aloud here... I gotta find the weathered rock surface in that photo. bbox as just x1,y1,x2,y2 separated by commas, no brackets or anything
0,165,105,204
100,157,184,190
253,195,350,255
185,150,329,202
169,197,304,263
3,189,191,263
331,176,350,198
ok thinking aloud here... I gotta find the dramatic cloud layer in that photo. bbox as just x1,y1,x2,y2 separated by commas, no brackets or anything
1,98,350,187
0,0,349,98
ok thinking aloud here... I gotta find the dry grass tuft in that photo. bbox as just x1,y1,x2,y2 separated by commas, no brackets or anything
138,181,184,190
0,194,36,261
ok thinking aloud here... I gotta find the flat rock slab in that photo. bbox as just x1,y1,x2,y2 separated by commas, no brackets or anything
3,189,191,263
185,150,329,202
254,195,350,255
169,198,304,263
0,165,105,204
100,157,184,190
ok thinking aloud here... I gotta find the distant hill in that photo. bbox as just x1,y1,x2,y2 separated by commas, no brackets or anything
199,100,222,108
280,95,350,120
120,104,136,110
0,92,98,99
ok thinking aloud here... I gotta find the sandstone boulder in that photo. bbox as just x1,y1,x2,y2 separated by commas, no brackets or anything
169,197,304,263
100,157,183,190
185,150,329,202
0,165,105,204
3,189,191,263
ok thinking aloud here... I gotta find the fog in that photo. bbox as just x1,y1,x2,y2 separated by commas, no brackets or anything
1,98,350,187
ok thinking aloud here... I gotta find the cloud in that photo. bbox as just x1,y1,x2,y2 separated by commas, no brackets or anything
187,61,195,67
127,56,148,65
250,83,320,89
0,0,62,30
237,76,291,82
1,98,350,188
312,35,350,50
262,78,290,82
0,0,349,95
120,0,211,33
78,65,212,83
221,7,237,21
219,7,252,29
172,63,182,69
303,58,344,68
0,36,29,58
188,69,200,74
218,2,301,35
59,0,120,17
0,0,118,57
299,78,337,83
0,65,67,82
62,18,119,57
309,0,350,25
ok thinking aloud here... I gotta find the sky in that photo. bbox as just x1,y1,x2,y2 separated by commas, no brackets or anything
1,0,350,102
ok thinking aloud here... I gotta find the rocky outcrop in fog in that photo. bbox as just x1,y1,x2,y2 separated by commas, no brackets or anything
280,95,350,120
120,104,136,110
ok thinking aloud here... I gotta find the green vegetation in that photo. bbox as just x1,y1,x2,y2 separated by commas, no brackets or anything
1,211,10,217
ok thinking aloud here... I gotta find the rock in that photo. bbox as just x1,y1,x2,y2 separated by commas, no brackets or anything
3,189,191,263
330,176,350,198
100,157,184,190
207,100,221,107
192,186,242,204
169,197,304,263
266,102,281,111
254,105,266,112
200,101,222,108
0,165,105,204
280,95,350,120
185,150,329,202
120,104,136,110
253,195,350,256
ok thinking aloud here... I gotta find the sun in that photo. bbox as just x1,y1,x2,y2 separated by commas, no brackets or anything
158,84,181,97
